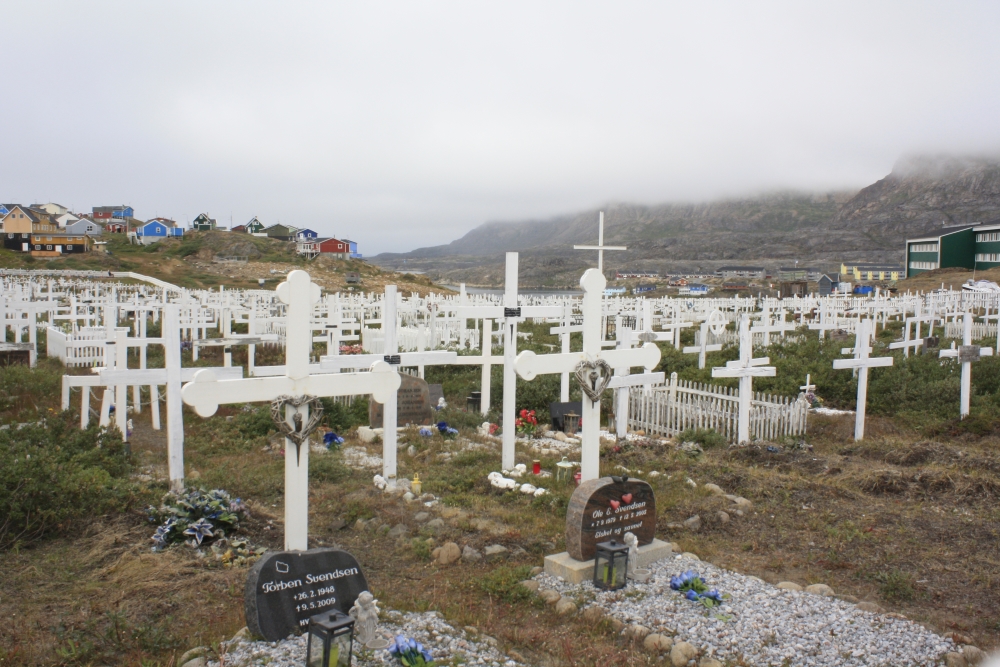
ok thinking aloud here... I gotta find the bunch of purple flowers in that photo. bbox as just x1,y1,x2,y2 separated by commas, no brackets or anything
388,635,435,667
436,422,458,438
669,570,727,608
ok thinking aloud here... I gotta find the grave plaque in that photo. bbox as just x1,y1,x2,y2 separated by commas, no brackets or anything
245,548,369,641
369,373,433,428
566,476,656,561
958,345,981,363
549,400,583,432
428,383,444,407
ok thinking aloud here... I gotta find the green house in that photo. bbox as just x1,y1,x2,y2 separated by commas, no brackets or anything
245,216,265,234
904,225,979,278
263,223,298,241
191,213,217,232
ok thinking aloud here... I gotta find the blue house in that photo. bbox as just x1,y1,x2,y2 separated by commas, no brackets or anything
295,228,318,240
343,239,362,258
0,204,14,217
136,220,183,244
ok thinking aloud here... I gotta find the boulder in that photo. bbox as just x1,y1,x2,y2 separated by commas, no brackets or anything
484,544,509,558
539,589,562,605
426,518,446,532
436,542,461,565
962,646,987,666
554,598,577,616
643,634,673,653
726,495,753,511
181,659,207,667
519,579,540,593
608,617,625,632
670,641,698,667
703,483,725,496
777,581,803,591
944,653,967,667
624,624,651,641
805,583,834,597
581,606,605,623
387,524,410,539
529,566,544,576
855,601,883,613
683,515,702,532
413,511,430,523
178,647,209,666
230,627,250,643
715,511,730,524
461,546,482,563
835,594,859,604
699,659,724,667
681,552,700,561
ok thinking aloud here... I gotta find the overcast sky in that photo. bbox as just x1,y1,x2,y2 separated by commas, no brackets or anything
3,2,1000,254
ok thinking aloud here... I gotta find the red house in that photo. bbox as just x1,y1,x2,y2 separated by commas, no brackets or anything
318,238,350,259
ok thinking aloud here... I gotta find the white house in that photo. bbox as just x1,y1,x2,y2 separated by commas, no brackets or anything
64,218,104,236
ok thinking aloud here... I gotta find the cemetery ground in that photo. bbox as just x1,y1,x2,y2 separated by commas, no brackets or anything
2,324,1000,666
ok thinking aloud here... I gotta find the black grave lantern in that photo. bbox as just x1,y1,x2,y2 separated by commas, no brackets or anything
467,391,481,412
306,610,355,667
593,539,629,591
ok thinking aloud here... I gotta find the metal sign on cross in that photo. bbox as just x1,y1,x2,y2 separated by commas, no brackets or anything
573,211,626,271
711,315,776,444
938,312,993,418
182,271,401,551
513,269,662,481
832,319,893,441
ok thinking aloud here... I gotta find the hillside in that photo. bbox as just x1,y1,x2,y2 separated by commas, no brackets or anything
372,155,1000,288
0,231,446,295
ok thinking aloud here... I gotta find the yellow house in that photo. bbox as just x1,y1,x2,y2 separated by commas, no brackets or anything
1,205,59,234
839,263,901,282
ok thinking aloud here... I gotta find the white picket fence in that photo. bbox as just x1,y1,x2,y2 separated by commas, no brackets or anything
628,372,809,443
46,326,128,367
944,321,997,340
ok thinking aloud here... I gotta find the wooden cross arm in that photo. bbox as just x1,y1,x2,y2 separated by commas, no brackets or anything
726,357,770,368
182,361,401,417
99,366,243,385
712,366,776,378
514,343,661,380
683,344,723,353
833,357,894,370
608,372,665,389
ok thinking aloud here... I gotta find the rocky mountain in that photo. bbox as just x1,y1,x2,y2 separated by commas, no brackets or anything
372,155,1000,287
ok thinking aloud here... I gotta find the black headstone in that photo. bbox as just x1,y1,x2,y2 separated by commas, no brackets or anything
549,401,583,432
245,548,369,641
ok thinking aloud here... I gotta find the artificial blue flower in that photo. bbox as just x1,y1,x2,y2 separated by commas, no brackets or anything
705,589,722,601
446,427,458,435
436,421,448,433
685,589,700,601
670,575,683,590
183,518,215,546
419,427,433,437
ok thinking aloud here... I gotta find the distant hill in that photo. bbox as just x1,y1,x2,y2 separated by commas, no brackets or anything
372,155,1000,287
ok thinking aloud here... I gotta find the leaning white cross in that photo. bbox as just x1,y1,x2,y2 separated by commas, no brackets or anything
182,271,401,551
938,312,993,419
833,319,893,441
573,211,627,272
711,315,776,444
514,269,662,481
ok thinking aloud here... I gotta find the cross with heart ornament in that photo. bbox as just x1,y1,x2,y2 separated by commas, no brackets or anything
182,271,401,551
515,269,663,482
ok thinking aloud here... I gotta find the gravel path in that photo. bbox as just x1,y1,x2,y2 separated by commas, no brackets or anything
211,611,519,667
535,553,955,667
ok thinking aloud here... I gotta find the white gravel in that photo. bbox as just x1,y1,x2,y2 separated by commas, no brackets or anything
535,554,955,667
211,611,520,667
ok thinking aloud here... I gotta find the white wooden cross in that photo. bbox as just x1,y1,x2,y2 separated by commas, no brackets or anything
549,303,583,402
450,318,503,413
612,323,665,438
833,319,893,441
573,211,627,272
938,312,993,418
799,374,816,394
711,315,776,444
182,271,401,551
514,269,662,481
683,321,723,369
751,303,795,347
457,253,563,470
319,284,457,484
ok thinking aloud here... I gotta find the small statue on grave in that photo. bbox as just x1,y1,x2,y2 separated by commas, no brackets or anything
349,590,384,648
623,531,639,579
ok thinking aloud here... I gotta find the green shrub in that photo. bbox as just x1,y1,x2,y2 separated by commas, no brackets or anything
677,427,727,449
320,396,370,433
477,564,535,603
0,416,140,550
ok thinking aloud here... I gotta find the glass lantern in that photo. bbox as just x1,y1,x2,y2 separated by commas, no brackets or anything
467,391,482,412
306,610,355,667
564,411,580,436
556,457,574,483
593,539,629,591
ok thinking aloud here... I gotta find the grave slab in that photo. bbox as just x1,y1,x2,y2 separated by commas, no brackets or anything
543,539,673,584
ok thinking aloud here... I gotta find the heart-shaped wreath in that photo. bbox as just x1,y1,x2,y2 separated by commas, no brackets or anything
270,394,325,463
574,358,613,403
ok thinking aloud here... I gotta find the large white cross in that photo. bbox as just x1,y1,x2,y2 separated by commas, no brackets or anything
711,315,776,444
833,319,893,441
513,269,661,481
573,211,627,272
938,312,993,418
682,321,723,369
457,253,563,470
182,271,401,551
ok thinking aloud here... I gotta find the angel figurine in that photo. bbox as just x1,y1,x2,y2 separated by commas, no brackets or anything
349,591,387,648
623,531,639,579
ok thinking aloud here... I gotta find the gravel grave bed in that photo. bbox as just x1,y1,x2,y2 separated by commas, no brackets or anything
535,554,956,667
211,611,520,667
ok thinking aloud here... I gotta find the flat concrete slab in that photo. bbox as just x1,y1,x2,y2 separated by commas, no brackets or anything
543,538,673,584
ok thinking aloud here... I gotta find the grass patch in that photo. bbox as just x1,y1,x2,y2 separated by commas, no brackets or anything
477,564,535,603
